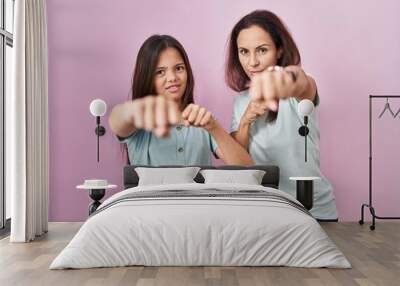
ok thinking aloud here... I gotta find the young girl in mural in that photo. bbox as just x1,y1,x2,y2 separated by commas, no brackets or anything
109,35,253,166
226,10,337,220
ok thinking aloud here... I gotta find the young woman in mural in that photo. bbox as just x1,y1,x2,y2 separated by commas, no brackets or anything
226,10,337,220
109,35,253,166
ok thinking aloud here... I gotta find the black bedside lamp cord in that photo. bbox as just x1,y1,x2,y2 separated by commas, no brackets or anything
96,116,100,162
304,116,308,162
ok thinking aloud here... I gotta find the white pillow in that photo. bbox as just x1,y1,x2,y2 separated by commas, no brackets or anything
200,169,266,185
135,167,201,186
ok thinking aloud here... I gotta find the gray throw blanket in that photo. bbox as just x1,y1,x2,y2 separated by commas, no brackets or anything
91,189,312,218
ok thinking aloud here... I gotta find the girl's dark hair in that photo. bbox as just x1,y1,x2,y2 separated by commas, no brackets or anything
225,10,301,121
130,34,195,109
124,35,195,164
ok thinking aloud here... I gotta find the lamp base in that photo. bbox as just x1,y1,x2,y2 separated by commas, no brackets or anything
95,125,106,136
298,126,309,136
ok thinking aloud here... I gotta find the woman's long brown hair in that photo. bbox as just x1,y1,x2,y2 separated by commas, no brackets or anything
225,10,301,122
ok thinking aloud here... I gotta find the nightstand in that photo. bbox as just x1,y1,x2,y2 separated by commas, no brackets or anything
77,180,117,215
289,177,320,210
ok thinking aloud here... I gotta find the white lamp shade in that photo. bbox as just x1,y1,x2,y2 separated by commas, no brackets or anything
90,99,107,117
298,99,314,116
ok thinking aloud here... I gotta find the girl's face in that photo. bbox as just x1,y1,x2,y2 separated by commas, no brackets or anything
237,25,282,79
153,47,188,104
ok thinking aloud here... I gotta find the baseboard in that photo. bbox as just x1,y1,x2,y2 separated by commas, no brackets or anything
317,218,339,222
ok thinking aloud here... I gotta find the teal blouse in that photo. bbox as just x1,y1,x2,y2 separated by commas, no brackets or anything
231,90,338,220
119,124,218,166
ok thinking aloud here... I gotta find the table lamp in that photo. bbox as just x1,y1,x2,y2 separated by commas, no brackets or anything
298,99,315,162
89,99,107,162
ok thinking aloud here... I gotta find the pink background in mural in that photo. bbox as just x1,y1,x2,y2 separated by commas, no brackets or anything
46,0,400,221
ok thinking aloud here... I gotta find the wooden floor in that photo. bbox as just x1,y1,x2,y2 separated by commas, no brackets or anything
0,222,399,286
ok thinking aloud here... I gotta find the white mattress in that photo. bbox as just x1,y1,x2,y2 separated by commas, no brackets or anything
50,183,350,269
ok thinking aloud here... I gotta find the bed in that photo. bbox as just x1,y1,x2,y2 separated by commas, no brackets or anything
50,165,350,269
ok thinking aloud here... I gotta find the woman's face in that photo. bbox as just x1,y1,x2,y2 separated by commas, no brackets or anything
237,25,282,79
153,47,188,104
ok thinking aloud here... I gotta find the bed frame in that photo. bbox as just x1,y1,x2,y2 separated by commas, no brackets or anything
123,165,280,189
